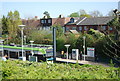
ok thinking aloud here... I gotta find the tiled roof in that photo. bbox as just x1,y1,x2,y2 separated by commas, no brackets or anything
52,17,71,26
77,17,114,25
22,19,40,27
65,17,86,25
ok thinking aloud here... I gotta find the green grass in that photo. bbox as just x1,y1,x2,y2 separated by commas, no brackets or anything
1,60,120,79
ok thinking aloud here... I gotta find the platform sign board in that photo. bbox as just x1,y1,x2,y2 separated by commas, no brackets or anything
46,49,53,57
29,56,37,62
87,47,95,57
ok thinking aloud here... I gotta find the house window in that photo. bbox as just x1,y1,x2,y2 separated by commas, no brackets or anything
72,27,76,30
66,27,70,31
70,18,74,23
79,26,82,31
44,20,46,23
48,19,51,23
109,27,113,30
41,20,44,23
102,26,106,30
84,26,87,30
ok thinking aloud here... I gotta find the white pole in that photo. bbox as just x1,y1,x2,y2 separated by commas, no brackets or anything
67,47,68,64
83,36,86,61
24,36,26,45
64,44,70,64
31,42,33,56
21,27,24,59
0,40,4,57
18,25,25,61
30,41,34,56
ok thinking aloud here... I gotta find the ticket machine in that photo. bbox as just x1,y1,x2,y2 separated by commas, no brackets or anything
72,49,79,60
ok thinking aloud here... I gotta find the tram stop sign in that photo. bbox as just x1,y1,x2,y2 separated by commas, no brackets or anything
87,47,95,57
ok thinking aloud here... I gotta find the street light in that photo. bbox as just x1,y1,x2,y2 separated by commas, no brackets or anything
64,44,70,64
0,39,4,57
83,36,86,61
30,41,34,56
18,25,26,61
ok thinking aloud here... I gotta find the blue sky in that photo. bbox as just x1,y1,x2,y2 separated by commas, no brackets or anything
2,2,118,19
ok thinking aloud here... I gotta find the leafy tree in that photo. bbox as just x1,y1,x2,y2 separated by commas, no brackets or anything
0,19,2,37
89,10,103,17
69,12,79,17
65,33,77,52
95,17,120,65
69,10,91,18
80,14,91,18
56,34,66,52
5,10,22,44
43,11,50,18
29,30,52,44
88,29,105,39
52,24,63,37
107,10,115,16
76,34,96,54
79,9,87,15
1,15,8,35
79,9,91,18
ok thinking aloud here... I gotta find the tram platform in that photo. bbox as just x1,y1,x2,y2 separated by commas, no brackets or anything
56,57,110,67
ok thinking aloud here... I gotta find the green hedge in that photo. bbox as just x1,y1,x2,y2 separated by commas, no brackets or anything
1,60,120,79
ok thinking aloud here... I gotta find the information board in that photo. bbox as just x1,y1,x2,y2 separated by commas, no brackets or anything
87,47,95,57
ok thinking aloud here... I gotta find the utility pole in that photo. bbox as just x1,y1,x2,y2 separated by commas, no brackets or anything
53,27,56,62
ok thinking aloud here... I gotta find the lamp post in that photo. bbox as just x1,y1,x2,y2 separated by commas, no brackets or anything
0,39,4,57
30,41,34,56
18,25,25,61
83,36,86,61
64,44,70,64
24,35,26,45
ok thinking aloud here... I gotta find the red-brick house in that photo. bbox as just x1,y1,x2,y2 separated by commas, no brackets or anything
22,16,41,30
40,15,71,30
65,17,114,34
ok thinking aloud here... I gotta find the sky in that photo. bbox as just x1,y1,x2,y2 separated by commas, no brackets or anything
0,0,119,19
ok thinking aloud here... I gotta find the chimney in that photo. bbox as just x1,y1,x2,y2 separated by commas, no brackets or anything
35,16,38,19
59,14,64,18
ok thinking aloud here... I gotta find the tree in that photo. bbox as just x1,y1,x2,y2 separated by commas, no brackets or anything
0,19,2,37
79,9,91,18
69,12,79,17
29,30,52,44
76,34,96,54
43,11,50,18
95,17,120,65
52,24,63,37
107,10,115,16
6,10,22,44
88,29,105,39
89,10,103,17
1,16,8,35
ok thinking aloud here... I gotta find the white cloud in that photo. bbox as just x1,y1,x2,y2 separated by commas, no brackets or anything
1,0,120,2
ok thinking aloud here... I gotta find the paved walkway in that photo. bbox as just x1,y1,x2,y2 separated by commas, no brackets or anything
56,57,110,67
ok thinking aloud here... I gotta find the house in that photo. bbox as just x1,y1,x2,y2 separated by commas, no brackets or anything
65,17,114,34
22,16,41,30
40,15,71,30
